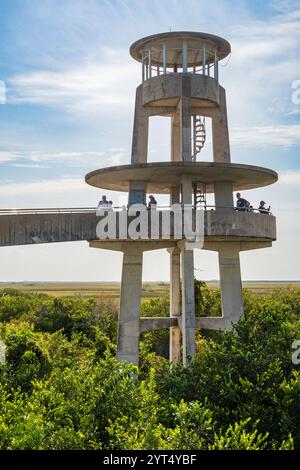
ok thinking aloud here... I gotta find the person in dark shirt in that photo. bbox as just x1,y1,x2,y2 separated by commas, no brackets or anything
147,195,157,209
98,195,109,208
236,192,250,211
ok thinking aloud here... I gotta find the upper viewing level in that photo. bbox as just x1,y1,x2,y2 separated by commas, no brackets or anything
130,31,231,82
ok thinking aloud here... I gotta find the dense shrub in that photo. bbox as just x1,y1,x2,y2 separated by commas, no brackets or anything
0,286,299,449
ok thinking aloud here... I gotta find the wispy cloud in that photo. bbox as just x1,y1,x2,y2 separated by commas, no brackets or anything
0,148,129,169
8,48,138,114
279,170,300,185
231,124,300,148
0,177,85,197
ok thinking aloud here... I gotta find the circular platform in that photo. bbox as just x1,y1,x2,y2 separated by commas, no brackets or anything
85,162,278,194
130,31,231,66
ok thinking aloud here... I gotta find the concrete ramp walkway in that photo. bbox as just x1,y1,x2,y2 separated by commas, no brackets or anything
0,208,98,247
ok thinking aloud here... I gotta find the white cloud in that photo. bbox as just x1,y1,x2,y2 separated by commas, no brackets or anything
8,48,139,115
231,124,300,148
0,148,129,169
271,0,300,13
0,177,85,198
224,3,300,125
279,171,300,185
0,176,126,209
0,151,20,163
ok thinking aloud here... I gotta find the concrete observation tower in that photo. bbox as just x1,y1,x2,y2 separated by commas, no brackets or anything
0,32,277,366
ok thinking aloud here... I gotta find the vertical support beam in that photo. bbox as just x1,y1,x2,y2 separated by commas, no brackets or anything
180,76,192,161
128,180,147,206
169,188,181,364
202,45,206,75
168,246,181,364
148,47,152,78
211,87,231,163
182,40,188,73
192,115,196,160
163,44,167,74
180,175,196,365
214,49,219,82
131,86,149,163
142,53,145,82
180,174,193,204
218,243,244,324
117,248,143,366
214,181,234,210
171,112,181,161
181,246,196,365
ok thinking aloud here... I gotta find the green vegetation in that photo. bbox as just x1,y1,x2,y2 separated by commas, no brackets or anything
0,284,300,450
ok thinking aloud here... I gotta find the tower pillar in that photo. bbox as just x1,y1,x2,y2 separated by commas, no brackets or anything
212,87,231,163
218,243,244,324
180,76,192,161
171,112,181,162
131,86,149,164
117,247,143,365
180,174,196,364
168,246,181,364
214,181,234,209
181,245,196,364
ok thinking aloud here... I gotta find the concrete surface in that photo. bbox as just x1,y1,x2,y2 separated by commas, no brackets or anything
85,161,278,194
0,210,276,247
130,31,231,66
117,248,143,365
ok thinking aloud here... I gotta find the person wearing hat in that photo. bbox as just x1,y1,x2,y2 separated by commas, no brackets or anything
258,200,270,214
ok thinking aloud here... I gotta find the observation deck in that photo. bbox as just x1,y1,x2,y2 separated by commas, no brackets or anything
0,206,276,248
130,31,231,82
86,162,278,194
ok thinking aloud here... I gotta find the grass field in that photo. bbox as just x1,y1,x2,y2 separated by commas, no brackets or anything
0,281,299,299
0,282,169,299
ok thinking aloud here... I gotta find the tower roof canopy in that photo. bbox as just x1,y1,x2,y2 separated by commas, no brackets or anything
130,31,231,67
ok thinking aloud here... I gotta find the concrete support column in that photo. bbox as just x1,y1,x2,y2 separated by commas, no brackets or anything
180,174,193,204
218,243,244,324
179,174,196,365
181,246,196,364
128,180,147,206
168,246,181,364
212,87,231,163
171,112,181,161
214,181,234,210
117,248,143,365
131,85,149,163
180,76,192,161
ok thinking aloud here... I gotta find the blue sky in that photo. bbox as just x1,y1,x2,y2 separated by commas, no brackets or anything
0,0,299,281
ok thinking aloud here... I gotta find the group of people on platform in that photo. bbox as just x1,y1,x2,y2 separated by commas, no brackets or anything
97,193,270,214
97,194,157,210
97,195,113,209
236,193,270,214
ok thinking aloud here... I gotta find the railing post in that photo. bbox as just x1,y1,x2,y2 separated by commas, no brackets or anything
142,53,145,82
148,47,152,78
202,45,206,75
163,43,167,74
214,49,218,82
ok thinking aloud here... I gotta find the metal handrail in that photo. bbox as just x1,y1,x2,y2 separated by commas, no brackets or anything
0,205,273,216
0,207,97,215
